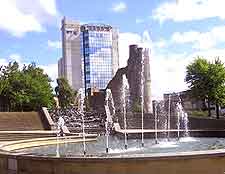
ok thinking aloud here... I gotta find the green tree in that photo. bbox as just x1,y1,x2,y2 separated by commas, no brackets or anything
55,77,75,108
208,58,225,119
185,57,225,118
0,61,54,111
21,63,54,110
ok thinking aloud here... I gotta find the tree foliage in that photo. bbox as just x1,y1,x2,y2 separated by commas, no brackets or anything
185,57,225,118
0,61,54,111
55,77,76,108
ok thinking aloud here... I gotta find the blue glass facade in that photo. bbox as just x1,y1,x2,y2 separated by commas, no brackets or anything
80,26,113,92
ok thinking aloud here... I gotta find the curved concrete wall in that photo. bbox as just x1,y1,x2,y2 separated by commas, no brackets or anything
1,150,225,174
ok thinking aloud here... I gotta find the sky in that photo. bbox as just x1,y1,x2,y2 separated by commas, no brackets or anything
0,0,225,99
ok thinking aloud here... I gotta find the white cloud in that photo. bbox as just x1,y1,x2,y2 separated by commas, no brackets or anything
39,0,57,16
0,0,59,37
40,63,58,87
150,51,189,99
171,25,225,50
119,32,142,67
111,2,127,13
171,31,199,44
153,0,225,23
48,40,61,49
150,45,225,99
119,30,153,67
119,30,225,100
8,53,22,63
189,48,225,62
154,39,167,49
0,54,58,88
0,58,8,66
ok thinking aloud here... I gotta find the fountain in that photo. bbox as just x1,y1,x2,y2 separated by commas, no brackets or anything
153,101,158,144
1,45,225,174
105,88,115,153
183,113,189,137
167,94,171,141
56,116,65,157
147,93,191,143
2,91,225,173
122,75,128,149
176,102,181,140
57,116,65,137
78,88,86,156
141,52,145,147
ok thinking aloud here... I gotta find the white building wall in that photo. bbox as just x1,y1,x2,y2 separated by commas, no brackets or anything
112,28,119,76
58,57,63,78
61,18,83,90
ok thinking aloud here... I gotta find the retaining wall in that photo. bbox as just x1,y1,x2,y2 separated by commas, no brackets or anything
0,151,225,174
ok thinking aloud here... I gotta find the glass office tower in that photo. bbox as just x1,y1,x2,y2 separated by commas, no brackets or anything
59,18,119,94
81,24,114,92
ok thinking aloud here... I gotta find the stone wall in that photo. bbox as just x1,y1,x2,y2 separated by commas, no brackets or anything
107,45,152,125
1,152,225,174
0,112,46,131
106,67,126,114
127,45,143,109
188,116,225,130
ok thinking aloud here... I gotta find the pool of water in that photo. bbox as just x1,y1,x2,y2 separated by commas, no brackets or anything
13,136,225,157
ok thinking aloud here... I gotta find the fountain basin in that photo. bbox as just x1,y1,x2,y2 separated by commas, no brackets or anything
7,136,225,156
1,143,225,174
1,134,225,174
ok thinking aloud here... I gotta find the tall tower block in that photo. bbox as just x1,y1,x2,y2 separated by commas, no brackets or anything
143,48,152,113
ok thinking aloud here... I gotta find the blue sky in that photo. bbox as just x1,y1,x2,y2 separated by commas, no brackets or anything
0,0,225,99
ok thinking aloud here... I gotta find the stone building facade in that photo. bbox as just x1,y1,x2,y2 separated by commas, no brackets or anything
143,48,152,113
127,46,143,111
107,44,152,115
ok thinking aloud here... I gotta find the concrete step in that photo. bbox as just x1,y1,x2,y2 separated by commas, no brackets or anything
0,133,56,141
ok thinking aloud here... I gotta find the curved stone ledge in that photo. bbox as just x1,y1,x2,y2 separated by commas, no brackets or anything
0,145,225,174
0,131,225,174
0,134,97,151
